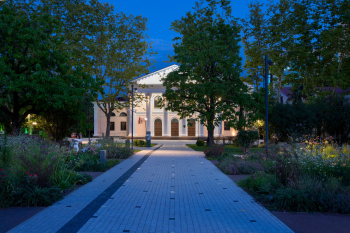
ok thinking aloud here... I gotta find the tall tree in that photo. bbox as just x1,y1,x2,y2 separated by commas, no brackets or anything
241,1,268,92
266,0,293,103
0,3,101,134
87,0,155,137
163,0,258,146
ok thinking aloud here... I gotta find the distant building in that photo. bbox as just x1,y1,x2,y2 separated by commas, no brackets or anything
93,65,238,138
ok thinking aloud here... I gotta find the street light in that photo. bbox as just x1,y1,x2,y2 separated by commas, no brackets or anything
264,55,273,155
131,84,137,150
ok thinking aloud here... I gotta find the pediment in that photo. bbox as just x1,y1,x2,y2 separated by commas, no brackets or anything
133,64,179,85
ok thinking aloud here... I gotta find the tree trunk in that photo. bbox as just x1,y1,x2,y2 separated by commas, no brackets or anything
207,122,215,147
105,114,111,138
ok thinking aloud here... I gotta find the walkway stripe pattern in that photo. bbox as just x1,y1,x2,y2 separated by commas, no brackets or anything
9,142,293,233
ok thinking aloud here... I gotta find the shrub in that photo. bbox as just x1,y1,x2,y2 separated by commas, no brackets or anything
19,186,62,207
238,172,279,194
139,140,145,146
258,143,266,148
196,140,205,146
125,139,130,149
218,156,237,174
274,187,316,212
237,130,259,153
203,145,225,158
218,156,264,175
134,139,139,146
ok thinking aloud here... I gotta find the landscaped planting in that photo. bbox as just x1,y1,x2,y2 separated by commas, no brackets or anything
0,135,133,208
218,138,350,213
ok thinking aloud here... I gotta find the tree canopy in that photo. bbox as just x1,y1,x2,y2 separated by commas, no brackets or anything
163,0,259,146
0,2,102,134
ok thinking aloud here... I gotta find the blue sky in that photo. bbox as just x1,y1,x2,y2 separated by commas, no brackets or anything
104,0,274,74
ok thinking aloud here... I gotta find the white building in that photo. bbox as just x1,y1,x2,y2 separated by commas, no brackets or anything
93,65,238,139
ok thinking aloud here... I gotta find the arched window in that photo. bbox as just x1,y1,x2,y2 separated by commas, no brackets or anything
111,112,116,117
154,96,162,108
171,118,179,123
119,112,127,117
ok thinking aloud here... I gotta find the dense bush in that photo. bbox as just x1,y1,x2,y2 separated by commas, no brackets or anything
139,140,145,146
96,138,133,159
203,145,225,158
237,130,259,153
133,139,139,146
220,139,350,213
0,135,130,207
269,97,350,144
196,140,205,146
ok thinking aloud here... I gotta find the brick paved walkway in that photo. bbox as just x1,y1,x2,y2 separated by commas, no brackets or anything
9,141,293,233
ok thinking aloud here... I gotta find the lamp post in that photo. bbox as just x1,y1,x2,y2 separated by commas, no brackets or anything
264,55,273,155
131,84,137,150
145,118,148,131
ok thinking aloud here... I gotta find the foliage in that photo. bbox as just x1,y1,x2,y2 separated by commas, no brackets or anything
238,171,279,194
163,0,259,146
269,97,350,144
196,140,205,147
88,0,155,137
241,1,269,92
96,138,133,159
0,3,101,134
0,135,128,207
138,140,145,147
237,130,259,153
229,140,350,213
203,145,225,158
273,187,316,212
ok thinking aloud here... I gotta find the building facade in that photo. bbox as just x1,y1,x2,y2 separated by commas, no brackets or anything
93,65,238,138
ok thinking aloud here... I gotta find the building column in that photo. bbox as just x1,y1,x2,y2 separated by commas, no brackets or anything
181,118,187,136
133,109,137,136
146,93,153,135
163,99,169,136
218,120,223,135
93,102,99,137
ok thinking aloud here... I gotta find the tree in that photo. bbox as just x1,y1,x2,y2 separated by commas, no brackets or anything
0,4,101,134
87,0,155,138
163,0,258,146
241,1,269,92
266,0,293,103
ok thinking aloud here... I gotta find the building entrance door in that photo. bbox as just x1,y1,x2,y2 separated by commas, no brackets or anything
171,119,179,136
154,119,162,136
188,119,196,136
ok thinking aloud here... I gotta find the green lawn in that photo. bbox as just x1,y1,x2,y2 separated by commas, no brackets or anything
186,144,265,155
136,143,157,148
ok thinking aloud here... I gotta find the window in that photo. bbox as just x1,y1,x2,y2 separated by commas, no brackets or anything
119,112,127,117
224,122,230,131
154,96,162,108
110,122,115,131
111,112,116,117
120,122,126,131
280,96,283,103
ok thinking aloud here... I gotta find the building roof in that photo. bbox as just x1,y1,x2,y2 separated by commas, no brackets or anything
132,65,179,85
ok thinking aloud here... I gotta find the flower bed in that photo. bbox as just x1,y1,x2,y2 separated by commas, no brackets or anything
0,135,133,208
218,140,350,213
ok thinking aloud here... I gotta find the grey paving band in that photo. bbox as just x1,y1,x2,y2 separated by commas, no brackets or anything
57,145,163,233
